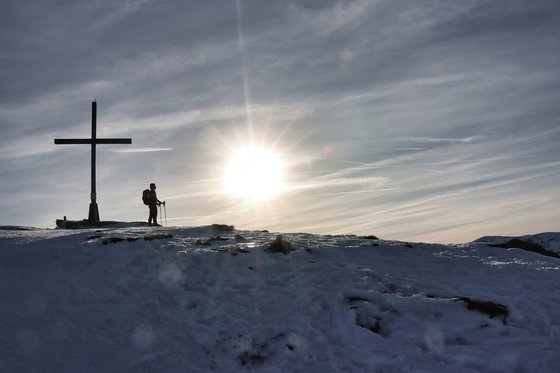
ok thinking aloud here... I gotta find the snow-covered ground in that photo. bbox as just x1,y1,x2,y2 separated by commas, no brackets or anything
1,226,559,372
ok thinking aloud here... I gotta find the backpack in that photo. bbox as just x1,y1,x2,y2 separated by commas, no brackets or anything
142,189,151,205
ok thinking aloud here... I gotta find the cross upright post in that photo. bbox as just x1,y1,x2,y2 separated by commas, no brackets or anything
54,101,132,222
90,101,98,221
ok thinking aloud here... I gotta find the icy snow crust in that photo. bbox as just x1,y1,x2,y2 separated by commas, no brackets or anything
1,227,559,372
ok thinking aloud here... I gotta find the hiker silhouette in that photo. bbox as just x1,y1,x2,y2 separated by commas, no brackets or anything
143,183,165,226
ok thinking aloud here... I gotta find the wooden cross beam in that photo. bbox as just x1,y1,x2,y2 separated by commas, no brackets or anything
54,101,132,222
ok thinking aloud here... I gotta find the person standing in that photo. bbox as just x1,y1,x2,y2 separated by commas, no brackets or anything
145,183,164,226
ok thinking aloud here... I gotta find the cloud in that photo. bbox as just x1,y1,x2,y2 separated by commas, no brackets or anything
288,0,372,38
1,0,559,242
110,148,174,153
396,136,484,144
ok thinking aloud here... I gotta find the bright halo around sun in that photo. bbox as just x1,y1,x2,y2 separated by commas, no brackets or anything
224,146,286,202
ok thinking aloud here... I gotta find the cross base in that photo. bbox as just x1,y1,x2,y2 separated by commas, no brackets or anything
88,202,100,222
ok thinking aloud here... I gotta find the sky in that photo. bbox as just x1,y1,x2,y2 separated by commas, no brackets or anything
1,0,559,243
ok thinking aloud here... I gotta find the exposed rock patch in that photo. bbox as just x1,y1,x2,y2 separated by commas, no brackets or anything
489,239,560,259
267,235,293,254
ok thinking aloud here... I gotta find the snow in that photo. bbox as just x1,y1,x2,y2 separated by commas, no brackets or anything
1,226,559,372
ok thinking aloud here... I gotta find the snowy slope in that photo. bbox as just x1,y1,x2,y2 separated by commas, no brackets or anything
1,226,559,372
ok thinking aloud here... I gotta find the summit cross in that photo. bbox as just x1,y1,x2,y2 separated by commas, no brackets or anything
54,101,132,222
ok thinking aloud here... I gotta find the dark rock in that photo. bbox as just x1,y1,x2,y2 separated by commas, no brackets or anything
215,245,250,255
454,296,509,324
357,315,383,334
346,295,369,303
267,235,293,254
196,236,230,246
144,234,173,241
361,235,379,240
211,224,235,232
489,239,560,259
103,236,142,245
238,352,265,366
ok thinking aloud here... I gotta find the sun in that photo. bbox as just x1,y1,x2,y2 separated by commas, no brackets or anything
223,146,286,201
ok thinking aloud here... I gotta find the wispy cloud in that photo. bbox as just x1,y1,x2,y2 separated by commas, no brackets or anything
396,136,484,144
110,147,174,153
1,0,559,243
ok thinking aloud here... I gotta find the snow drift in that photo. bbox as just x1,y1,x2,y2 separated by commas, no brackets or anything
1,226,559,372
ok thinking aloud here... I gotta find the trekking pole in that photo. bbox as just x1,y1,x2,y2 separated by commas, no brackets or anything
159,204,162,226
163,202,167,227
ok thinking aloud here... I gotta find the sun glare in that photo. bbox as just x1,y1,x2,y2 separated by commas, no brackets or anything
224,146,286,201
